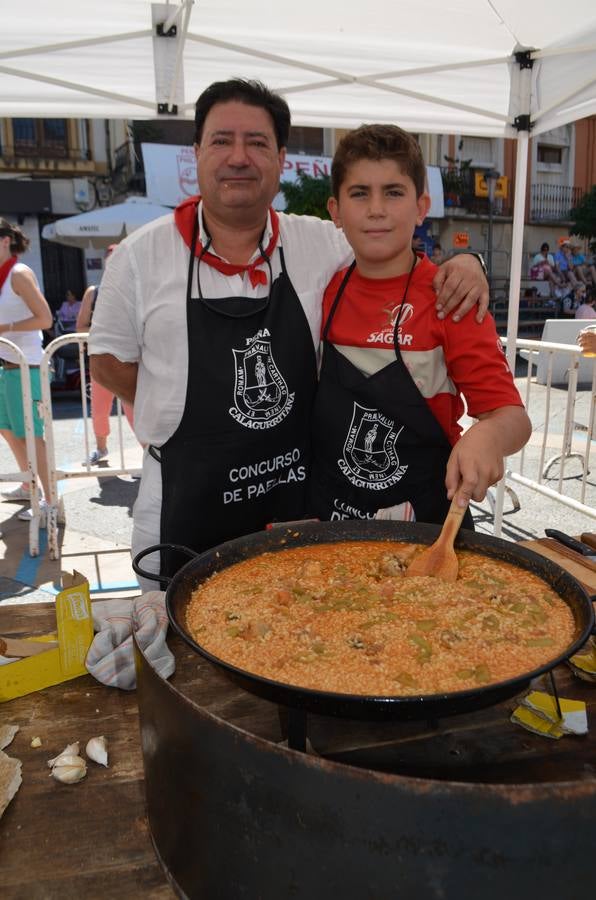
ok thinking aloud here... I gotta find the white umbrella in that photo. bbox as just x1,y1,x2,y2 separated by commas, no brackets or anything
41,196,173,250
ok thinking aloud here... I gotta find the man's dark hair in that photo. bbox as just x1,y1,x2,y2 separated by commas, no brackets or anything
194,79,291,149
331,124,426,198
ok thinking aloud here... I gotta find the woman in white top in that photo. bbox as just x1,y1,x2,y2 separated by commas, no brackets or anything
530,242,564,291
0,219,53,521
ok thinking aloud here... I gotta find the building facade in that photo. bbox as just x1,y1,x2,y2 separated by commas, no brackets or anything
0,112,594,308
0,116,133,310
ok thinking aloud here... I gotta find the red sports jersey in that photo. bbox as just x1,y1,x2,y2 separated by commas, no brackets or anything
322,255,522,445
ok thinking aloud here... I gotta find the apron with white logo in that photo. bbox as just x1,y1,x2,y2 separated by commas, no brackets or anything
309,261,473,527
155,218,317,578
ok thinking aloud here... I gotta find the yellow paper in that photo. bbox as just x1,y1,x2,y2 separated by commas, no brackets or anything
0,573,93,702
511,705,564,739
569,637,596,676
518,691,588,736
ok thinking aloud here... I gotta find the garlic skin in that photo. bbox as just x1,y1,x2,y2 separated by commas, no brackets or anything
85,735,108,767
47,742,80,769
50,754,87,784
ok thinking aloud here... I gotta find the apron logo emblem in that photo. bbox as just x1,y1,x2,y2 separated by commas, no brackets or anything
338,403,408,490
230,337,294,429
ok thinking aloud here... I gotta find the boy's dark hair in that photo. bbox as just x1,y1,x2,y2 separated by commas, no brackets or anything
0,218,30,255
331,124,426,198
194,79,291,150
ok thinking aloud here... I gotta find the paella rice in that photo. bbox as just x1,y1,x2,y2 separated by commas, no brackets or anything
185,541,576,696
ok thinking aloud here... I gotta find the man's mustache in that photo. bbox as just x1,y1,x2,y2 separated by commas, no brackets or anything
217,169,259,179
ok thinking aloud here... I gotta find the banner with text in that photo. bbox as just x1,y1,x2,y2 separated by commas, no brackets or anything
141,143,443,216
141,143,332,210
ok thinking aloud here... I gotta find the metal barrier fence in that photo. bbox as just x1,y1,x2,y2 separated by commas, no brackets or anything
493,337,596,535
4,334,594,559
0,334,141,562
0,338,43,555
39,333,141,559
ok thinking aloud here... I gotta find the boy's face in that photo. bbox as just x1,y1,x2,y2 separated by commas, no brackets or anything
328,158,430,277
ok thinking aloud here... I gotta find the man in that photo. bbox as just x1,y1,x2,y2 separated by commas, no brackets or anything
90,79,489,590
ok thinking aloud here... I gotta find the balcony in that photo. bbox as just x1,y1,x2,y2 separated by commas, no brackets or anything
439,167,511,217
530,184,584,223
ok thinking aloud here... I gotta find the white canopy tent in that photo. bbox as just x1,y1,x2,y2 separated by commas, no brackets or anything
2,2,596,136
3,0,596,355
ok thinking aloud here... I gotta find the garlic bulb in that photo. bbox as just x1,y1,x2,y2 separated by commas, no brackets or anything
47,742,80,768
48,741,79,769
85,735,108,768
51,754,87,784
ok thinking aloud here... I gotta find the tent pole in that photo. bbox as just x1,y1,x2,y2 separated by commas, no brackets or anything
494,131,529,536
505,130,530,373
495,48,534,537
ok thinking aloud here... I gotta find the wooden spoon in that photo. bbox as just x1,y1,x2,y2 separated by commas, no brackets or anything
406,493,467,582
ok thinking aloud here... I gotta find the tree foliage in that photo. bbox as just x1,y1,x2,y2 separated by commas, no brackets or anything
570,185,596,252
279,171,331,219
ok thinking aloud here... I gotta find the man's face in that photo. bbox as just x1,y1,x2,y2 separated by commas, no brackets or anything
327,158,430,276
195,100,285,222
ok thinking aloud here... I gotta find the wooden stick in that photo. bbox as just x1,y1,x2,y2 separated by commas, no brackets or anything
0,637,58,658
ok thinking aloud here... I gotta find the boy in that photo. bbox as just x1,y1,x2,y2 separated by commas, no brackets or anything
308,124,531,525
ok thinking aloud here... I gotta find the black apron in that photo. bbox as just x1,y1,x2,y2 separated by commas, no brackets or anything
309,260,473,528
156,217,317,578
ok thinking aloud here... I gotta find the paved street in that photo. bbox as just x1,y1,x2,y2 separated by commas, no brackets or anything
1,364,595,604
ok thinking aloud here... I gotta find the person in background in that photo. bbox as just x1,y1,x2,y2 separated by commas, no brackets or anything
570,242,596,286
530,242,564,292
308,124,531,525
575,287,596,320
0,219,53,522
57,288,81,332
411,234,426,255
554,241,580,291
430,243,445,265
76,245,135,464
561,283,584,318
89,78,489,590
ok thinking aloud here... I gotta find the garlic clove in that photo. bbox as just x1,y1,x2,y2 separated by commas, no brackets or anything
50,754,87,784
85,735,108,767
30,736,42,748
47,741,80,768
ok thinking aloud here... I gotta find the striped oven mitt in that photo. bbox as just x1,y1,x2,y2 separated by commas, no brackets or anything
85,591,175,690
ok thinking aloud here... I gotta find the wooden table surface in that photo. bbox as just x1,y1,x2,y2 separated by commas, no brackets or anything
0,601,173,900
1,540,595,898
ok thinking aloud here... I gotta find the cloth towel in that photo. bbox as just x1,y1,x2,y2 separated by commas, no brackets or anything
86,591,175,690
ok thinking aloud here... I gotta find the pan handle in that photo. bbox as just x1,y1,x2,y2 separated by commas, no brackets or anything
132,543,199,587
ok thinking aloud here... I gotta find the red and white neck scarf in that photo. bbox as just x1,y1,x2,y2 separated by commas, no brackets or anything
0,255,17,293
174,195,279,288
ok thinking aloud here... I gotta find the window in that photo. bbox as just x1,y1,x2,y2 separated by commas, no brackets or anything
537,145,563,165
13,118,68,158
459,137,493,167
286,127,325,156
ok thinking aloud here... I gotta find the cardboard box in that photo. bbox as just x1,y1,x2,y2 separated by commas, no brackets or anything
0,573,93,702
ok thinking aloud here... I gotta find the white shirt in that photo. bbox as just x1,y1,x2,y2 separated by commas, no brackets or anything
89,205,352,446
0,262,43,364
